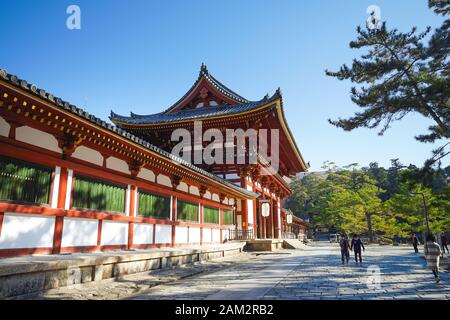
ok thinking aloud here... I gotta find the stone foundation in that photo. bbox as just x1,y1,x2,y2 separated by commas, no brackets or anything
244,239,284,251
0,243,244,298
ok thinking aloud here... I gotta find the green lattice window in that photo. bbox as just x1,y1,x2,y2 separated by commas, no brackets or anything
203,207,219,224
177,200,199,222
138,191,170,219
0,157,52,204
223,210,234,225
72,176,125,213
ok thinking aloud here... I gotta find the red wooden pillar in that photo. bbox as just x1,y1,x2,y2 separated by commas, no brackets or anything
269,199,273,239
219,208,223,244
128,185,136,250
240,179,248,233
273,200,280,239
171,196,177,247
97,220,103,250
0,212,4,238
52,167,69,254
199,204,203,245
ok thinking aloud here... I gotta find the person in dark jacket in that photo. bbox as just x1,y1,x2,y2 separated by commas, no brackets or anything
350,234,365,264
412,234,419,253
441,234,449,254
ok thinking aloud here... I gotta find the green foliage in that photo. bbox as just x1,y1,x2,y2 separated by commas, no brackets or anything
286,160,450,241
0,157,51,204
138,191,170,219
326,2,450,166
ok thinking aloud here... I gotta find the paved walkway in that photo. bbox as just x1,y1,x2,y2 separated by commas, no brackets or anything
132,244,450,300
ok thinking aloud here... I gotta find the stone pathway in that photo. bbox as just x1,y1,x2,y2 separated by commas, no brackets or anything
29,252,258,300
23,243,450,300
132,244,450,300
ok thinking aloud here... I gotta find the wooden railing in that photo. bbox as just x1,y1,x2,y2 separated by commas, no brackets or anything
229,229,254,240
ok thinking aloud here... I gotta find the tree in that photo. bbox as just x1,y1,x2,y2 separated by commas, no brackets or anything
326,1,449,166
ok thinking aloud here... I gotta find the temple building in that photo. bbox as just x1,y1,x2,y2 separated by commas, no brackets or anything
111,65,308,240
0,65,307,258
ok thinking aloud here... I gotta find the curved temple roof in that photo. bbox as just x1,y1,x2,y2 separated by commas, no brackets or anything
0,67,259,199
110,91,281,125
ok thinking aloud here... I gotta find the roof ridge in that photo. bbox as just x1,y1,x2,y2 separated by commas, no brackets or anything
110,93,280,124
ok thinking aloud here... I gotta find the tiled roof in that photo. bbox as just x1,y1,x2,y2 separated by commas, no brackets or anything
0,68,259,199
110,91,281,125
162,64,249,113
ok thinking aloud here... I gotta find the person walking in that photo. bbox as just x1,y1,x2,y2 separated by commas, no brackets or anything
424,234,443,283
339,233,350,265
350,234,365,264
441,233,449,254
412,234,419,253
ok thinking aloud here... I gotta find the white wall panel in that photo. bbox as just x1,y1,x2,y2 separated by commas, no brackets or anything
106,157,130,175
62,218,98,247
133,223,153,245
0,116,10,137
212,229,221,243
175,226,188,244
0,213,55,249
202,228,212,243
188,227,201,244
72,146,103,166
16,126,61,153
101,221,128,246
155,224,172,244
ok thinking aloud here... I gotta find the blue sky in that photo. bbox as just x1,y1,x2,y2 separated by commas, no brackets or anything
1,0,447,171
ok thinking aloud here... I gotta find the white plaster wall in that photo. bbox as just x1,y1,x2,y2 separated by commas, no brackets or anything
50,166,61,209
62,218,98,247
246,185,254,225
0,116,10,137
247,199,254,224
211,194,220,202
101,221,128,246
236,215,242,229
189,227,201,244
157,174,172,188
133,223,153,245
189,186,200,196
0,213,55,249
222,228,230,242
72,146,103,166
155,224,172,244
212,229,221,243
202,228,212,243
16,126,61,153
137,168,155,182
106,157,130,175
175,226,188,244
204,191,212,200
177,182,189,193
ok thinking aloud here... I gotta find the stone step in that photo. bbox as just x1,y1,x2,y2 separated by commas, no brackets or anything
283,239,307,250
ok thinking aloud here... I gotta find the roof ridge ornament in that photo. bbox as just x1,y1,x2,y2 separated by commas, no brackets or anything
275,87,283,97
200,63,209,75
